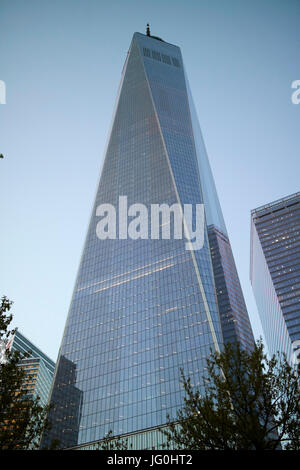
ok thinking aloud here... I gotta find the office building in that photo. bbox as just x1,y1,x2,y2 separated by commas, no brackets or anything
250,192,300,364
42,28,254,449
9,330,55,406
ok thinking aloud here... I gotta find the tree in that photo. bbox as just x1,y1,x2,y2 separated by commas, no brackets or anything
96,430,132,450
163,340,300,450
0,296,51,449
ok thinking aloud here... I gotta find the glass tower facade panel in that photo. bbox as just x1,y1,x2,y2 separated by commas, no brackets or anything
250,192,300,363
185,74,227,235
208,226,254,351
137,34,223,348
184,50,254,352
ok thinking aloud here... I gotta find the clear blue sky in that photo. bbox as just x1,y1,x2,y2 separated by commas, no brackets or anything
1,0,299,361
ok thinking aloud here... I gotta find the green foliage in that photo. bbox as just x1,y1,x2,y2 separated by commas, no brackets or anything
0,296,51,449
163,340,300,450
96,430,132,450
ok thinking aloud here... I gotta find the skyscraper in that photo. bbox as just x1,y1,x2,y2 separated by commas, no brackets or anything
250,192,300,365
42,29,254,450
9,330,55,406
0,330,56,449
10,330,55,377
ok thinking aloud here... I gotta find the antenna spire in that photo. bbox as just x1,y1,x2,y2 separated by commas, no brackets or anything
146,23,151,36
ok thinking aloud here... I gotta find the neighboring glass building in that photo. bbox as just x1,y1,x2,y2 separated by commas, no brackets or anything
250,192,300,364
9,330,56,406
41,30,254,450
0,330,56,449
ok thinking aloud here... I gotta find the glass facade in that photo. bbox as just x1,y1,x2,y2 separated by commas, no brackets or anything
10,330,55,406
185,71,254,352
11,330,55,376
250,192,300,364
18,357,53,407
3,330,56,448
41,31,253,450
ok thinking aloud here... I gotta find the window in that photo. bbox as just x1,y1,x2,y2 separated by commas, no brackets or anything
162,54,171,65
172,57,180,67
143,47,150,57
152,50,161,61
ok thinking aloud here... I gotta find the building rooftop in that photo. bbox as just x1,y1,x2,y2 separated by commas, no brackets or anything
251,192,300,217
11,330,55,375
